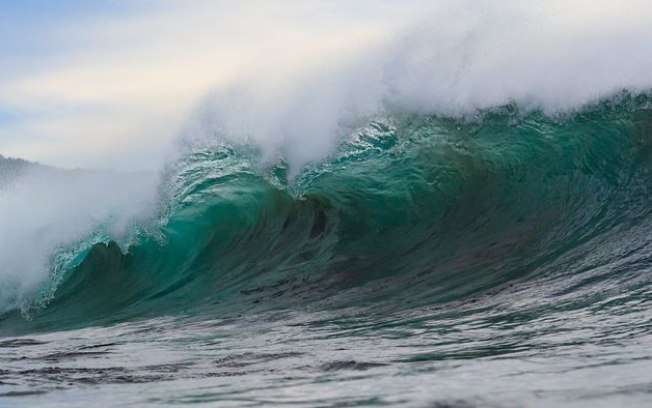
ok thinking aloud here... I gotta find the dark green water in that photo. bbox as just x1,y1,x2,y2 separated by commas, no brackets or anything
1,94,652,406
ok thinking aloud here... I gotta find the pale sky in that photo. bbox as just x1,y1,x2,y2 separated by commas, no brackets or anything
1,1,651,171
0,0,427,170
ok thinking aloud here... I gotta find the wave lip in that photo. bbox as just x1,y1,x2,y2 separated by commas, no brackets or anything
0,165,159,319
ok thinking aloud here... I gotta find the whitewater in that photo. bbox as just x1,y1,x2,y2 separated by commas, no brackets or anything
2,1,652,406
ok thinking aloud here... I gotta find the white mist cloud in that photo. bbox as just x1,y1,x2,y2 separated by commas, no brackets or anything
180,0,652,173
1,0,651,171
0,167,160,314
0,0,424,170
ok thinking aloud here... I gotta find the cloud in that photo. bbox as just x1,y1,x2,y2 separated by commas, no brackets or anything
2,0,651,171
0,0,423,170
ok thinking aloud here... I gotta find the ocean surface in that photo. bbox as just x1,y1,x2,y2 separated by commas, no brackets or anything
1,92,652,406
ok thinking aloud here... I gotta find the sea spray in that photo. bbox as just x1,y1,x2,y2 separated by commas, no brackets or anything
0,167,160,315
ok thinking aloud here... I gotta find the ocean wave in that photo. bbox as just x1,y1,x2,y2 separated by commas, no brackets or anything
3,93,652,332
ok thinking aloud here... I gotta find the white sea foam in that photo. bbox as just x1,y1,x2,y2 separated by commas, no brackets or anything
0,167,159,313
182,0,652,171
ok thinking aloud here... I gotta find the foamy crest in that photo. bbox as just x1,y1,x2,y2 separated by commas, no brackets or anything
0,168,159,314
182,0,652,171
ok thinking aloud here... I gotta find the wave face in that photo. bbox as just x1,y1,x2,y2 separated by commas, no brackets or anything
2,93,652,332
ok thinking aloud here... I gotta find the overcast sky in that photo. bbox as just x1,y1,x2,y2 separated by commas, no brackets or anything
0,0,430,170
1,1,651,171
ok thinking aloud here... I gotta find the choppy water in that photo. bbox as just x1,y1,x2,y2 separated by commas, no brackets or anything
2,95,652,406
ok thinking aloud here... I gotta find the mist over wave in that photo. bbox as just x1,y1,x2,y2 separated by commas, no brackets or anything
1,0,652,322
0,166,159,315
182,0,652,170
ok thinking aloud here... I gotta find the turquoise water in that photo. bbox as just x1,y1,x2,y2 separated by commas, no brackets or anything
1,94,652,406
